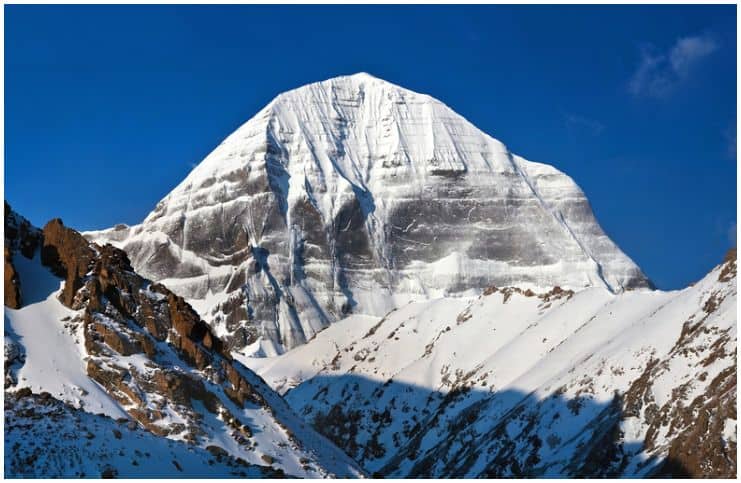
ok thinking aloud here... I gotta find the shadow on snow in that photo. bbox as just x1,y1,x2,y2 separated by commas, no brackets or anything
284,373,693,478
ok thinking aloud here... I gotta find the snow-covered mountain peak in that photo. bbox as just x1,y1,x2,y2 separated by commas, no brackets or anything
167,72,508,209
269,72,430,106
87,75,652,355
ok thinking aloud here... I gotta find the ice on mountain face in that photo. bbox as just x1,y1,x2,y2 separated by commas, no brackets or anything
86,73,651,354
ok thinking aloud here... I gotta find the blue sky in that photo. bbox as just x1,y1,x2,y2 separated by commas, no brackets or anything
5,5,736,289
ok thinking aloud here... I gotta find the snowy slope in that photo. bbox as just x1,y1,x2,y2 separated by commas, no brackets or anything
3,208,364,478
5,253,127,418
244,252,736,477
5,294,361,477
4,392,281,478
86,73,650,355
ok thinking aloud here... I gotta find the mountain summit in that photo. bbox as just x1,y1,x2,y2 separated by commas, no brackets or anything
87,73,651,355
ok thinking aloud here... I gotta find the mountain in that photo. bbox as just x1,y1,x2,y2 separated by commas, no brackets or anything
5,198,735,478
245,249,737,477
3,203,363,478
5,71,735,479
85,73,651,356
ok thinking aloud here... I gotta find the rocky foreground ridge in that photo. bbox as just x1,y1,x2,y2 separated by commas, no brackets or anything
3,202,362,478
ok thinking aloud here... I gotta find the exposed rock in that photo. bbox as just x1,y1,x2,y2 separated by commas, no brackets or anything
41,218,95,307
5,211,362,477
653,365,736,478
5,246,21,309
39,218,225,370
5,201,41,259
4,201,43,309
4,333,25,388
718,247,737,283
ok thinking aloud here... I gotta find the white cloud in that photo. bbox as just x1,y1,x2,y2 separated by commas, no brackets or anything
629,33,718,98
670,35,718,75
564,113,605,136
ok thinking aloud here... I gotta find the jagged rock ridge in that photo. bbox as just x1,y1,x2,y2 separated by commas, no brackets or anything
248,250,736,477
4,202,42,308
3,203,363,478
86,73,651,355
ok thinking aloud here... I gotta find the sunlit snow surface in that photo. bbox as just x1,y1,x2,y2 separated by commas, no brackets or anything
242,258,736,477
4,250,364,478
4,253,128,418
86,73,649,354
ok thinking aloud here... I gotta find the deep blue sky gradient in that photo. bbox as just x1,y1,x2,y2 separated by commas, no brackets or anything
5,5,736,289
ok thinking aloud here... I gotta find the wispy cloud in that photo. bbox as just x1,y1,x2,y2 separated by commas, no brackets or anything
728,221,737,247
629,33,718,98
564,113,605,136
723,124,736,160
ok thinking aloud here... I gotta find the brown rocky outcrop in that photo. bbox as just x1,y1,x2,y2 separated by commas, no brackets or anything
4,202,43,309
38,218,225,368
154,286,221,369
5,247,22,309
210,290,257,351
718,247,737,283
5,201,41,259
222,360,265,407
32,217,276,446
41,218,95,307
86,312,154,357
654,365,736,478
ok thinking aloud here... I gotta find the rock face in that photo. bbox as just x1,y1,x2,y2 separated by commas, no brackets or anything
250,250,736,477
41,218,97,307
3,205,363,478
4,202,42,308
86,73,651,355
4,246,21,309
